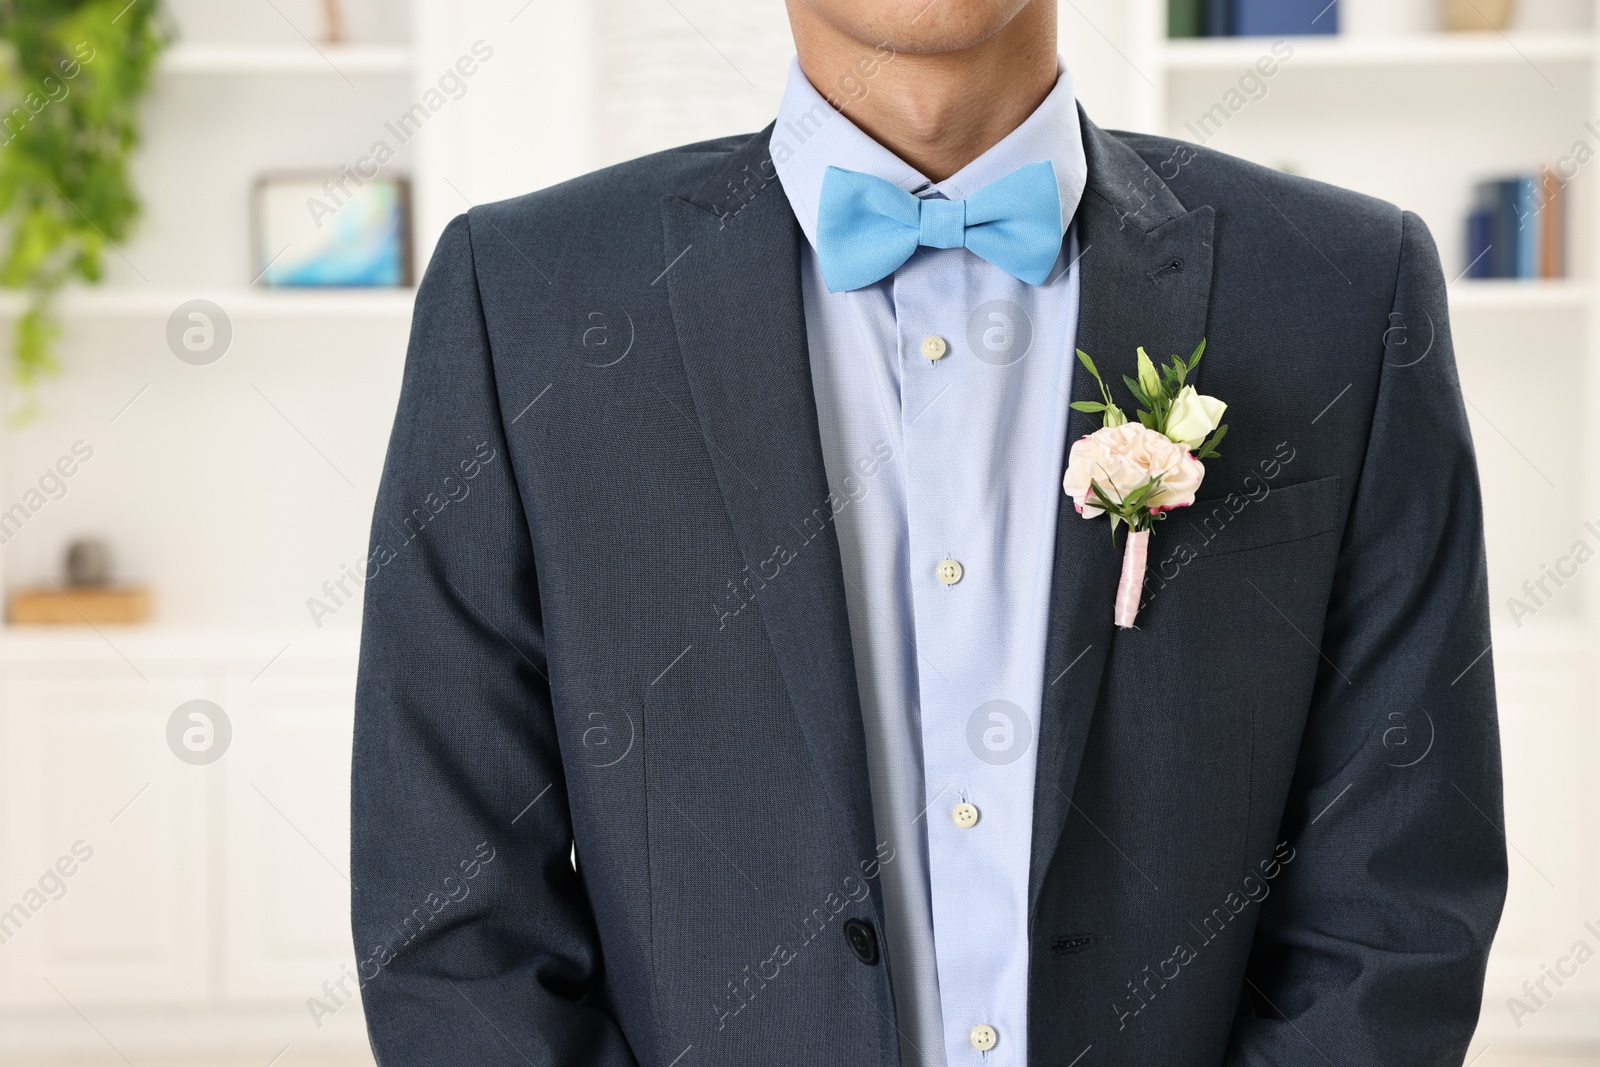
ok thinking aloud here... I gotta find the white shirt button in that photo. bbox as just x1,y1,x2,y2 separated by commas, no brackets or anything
920,334,947,360
936,559,963,586
952,802,979,828
969,1024,997,1051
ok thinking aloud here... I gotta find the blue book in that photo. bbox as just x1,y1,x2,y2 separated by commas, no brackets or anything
1514,176,1539,280
1230,0,1338,35
1465,207,1495,279
1495,180,1520,278
1467,181,1500,278
1204,0,1231,36
1491,177,1540,279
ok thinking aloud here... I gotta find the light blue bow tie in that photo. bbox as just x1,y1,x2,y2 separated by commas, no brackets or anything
815,160,1064,293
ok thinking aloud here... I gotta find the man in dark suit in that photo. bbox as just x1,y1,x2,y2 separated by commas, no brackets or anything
351,1,1506,1064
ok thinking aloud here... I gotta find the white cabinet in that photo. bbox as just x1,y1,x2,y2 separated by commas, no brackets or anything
0,630,367,1057
221,668,358,1000
0,670,211,1007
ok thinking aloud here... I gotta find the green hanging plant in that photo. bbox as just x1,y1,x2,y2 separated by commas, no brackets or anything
0,0,167,420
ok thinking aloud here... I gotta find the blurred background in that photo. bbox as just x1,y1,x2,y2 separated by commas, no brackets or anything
0,0,1593,1064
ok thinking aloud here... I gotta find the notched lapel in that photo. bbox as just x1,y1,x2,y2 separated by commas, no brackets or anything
659,129,882,886
1028,116,1218,914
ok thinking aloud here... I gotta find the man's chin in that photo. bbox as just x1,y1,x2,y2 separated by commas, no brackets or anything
794,0,1039,57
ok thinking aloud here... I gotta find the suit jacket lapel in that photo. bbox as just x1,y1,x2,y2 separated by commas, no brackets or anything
1029,115,1217,914
660,128,881,882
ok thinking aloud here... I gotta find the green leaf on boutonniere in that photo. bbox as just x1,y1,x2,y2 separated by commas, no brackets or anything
1077,349,1112,406
1087,478,1120,510
1076,349,1129,427
1076,341,1213,438
1195,423,1229,460
1122,375,1152,410
1122,478,1159,513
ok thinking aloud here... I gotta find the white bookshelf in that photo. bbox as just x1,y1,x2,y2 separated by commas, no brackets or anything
1450,278,1592,310
0,2,606,1054
0,287,416,319
1161,31,1594,68
0,5,430,1060
0,5,431,611
160,42,416,75
1121,0,1600,1049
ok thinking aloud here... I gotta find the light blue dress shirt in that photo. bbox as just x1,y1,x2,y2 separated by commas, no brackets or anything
771,58,1087,1067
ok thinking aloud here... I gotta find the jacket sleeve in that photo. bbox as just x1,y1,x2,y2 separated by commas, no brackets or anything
350,214,638,1066
1226,211,1508,1064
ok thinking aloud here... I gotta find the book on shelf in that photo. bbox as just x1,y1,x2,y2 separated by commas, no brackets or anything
1205,0,1231,37
1540,166,1565,280
1169,0,1203,38
1169,0,1337,37
1465,171,1566,281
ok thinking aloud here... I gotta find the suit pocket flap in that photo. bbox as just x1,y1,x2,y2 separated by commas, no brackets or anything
1175,474,1343,561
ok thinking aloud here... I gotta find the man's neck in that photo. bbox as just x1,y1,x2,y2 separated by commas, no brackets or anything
790,4,1059,182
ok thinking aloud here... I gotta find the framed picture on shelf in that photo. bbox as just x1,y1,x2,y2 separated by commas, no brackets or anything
252,172,413,288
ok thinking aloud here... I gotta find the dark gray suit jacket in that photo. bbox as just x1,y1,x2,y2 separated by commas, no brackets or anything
351,113,1506,1066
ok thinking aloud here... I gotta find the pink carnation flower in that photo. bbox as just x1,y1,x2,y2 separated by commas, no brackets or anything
1062,423,1206,519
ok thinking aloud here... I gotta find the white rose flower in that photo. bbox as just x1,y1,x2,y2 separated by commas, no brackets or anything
1062,423,1206,518
1163,386,1227,450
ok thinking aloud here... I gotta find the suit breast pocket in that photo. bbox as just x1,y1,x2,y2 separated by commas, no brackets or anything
1178,474,1344,563
1137,474,1344,634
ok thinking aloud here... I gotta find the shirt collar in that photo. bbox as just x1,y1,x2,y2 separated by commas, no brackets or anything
769,56,1089,252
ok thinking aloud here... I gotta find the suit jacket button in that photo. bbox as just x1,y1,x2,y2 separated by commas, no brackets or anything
842,918,879,965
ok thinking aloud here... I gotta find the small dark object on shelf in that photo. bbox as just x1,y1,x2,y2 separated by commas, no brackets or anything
66,538,112,587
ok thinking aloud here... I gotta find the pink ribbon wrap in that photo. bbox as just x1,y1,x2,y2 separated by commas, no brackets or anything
1114,529,1149,628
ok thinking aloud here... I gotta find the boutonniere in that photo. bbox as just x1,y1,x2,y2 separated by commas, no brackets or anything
1062,341,1229,629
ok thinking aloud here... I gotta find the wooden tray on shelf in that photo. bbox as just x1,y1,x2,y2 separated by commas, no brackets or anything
8,586,151,625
